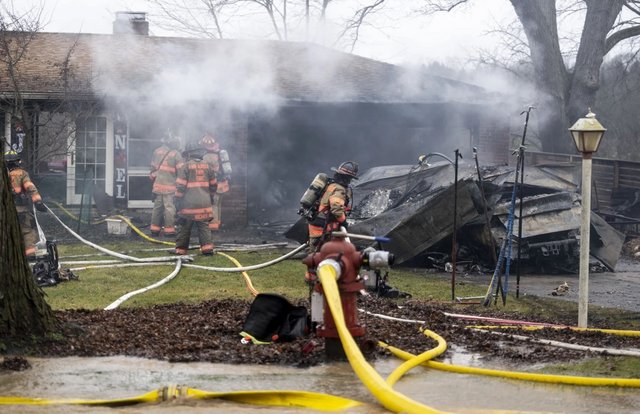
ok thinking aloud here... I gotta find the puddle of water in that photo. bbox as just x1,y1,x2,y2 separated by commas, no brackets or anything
1,356,639,413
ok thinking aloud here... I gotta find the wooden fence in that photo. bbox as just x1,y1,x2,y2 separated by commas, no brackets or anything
524,151,640,214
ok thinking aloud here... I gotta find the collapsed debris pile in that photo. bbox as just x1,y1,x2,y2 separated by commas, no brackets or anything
326,160,625,274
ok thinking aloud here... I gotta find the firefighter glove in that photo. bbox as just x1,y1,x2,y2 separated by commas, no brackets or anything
35,201,47,212
304,270,318,286
173,197,183,211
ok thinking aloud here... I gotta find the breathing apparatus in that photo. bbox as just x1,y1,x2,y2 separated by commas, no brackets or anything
298,173,330,220
219,149,232,180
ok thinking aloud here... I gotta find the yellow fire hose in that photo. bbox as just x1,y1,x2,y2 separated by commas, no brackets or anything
50,201,172,245
216,250,259,297
50,201,107,225
184,388,362,411
385,328,447,387
317,261,447,414
0,386,363,410
380,342,640,388
0,389,160,406
112,214,174,246
470,324,640,337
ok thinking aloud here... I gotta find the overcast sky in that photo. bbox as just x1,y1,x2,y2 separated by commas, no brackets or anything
27,0,516,66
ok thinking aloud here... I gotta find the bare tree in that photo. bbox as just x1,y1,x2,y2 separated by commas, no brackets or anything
336,0,386,53
146,0,228,38
1,3,99,173
146,0,382,45
0,1,45,168
420,0,640,153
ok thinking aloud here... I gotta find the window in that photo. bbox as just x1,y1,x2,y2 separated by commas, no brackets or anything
128,116,166,168
74,116,107,195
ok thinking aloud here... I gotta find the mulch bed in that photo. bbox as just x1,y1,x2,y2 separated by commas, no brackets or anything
3,297,635,370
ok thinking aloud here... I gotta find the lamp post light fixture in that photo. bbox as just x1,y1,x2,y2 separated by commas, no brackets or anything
568,109,606,328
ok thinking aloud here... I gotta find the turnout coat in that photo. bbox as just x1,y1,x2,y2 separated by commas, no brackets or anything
175,157,217,222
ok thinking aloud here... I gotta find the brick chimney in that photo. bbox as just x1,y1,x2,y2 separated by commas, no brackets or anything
113,11,149,35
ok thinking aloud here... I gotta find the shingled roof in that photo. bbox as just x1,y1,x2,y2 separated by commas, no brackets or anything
0,31,488,104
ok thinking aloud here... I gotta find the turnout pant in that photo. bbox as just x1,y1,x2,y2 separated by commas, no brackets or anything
150,193,176,235
175,219,214,255
209,194,223,230
18,210,38,256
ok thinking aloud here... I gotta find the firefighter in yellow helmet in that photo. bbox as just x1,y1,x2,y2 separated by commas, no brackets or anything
173,143,218,256
4,150,47,257
200,131,231,231
307,161,358,248
149,134,182,237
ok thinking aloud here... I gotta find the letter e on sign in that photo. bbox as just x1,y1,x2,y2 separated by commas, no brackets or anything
116,168,126,182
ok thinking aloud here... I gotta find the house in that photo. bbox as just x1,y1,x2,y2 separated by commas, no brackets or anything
0,12,511,227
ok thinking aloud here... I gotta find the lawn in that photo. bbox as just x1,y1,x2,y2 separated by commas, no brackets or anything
49,241,640,332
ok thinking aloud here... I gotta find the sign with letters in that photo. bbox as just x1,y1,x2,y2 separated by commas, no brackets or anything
113,114,128,207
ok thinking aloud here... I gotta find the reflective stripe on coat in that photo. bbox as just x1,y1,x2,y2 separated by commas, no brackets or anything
175,159,217,222
150,145,182,194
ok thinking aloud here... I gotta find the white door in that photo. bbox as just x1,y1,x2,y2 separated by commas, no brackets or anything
66,115,114,204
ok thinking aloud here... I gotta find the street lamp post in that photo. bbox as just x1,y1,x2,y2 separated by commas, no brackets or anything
568,109,606,328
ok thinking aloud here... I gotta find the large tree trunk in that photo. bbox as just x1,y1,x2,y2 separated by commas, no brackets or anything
567,0,623,125
511,0,624,153
0,157,56,337
510,0,571,153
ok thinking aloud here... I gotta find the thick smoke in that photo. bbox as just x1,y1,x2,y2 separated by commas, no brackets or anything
83,30,537,224
89,36,284,126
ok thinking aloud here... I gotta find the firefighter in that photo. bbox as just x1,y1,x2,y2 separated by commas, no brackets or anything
5,150,47,257
149,135,182,237
174,143,218,256
307,161,359,249
199,131,231,232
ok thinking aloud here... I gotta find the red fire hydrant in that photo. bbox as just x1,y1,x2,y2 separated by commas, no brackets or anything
303,237,366,346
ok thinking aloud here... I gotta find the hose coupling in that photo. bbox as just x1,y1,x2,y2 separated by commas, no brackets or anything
317,259,342,281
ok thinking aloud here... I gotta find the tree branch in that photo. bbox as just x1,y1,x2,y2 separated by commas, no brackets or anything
419,0,470,14
337,0,386,53
605,25,640,54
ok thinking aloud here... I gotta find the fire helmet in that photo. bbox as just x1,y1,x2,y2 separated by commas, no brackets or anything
200,132,219,152
166,136,180,149
331,161,359,180
182,141,205,160
4,150,21,163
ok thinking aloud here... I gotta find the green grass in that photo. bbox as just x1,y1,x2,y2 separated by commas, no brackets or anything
48,243,492,309
47,242,640,331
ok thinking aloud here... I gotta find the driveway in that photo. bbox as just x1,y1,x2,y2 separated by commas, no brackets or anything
469,258,640,313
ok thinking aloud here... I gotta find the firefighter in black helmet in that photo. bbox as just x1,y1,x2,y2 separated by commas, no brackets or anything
173,142,218,256
306,161,358,248
4,150,47,257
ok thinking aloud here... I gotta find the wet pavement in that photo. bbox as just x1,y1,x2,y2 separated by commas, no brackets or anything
474,258,640,313
2,355,640,414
